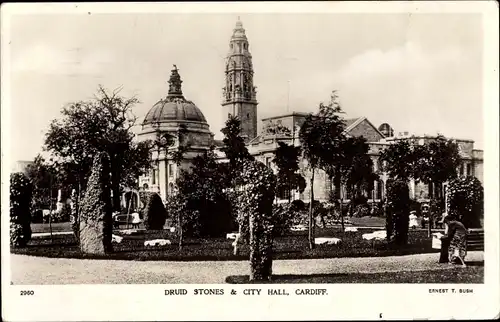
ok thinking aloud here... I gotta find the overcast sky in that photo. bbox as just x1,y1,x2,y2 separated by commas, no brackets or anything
6,11,484,164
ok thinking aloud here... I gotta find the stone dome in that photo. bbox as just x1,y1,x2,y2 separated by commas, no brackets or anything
142,65,208,126
143,98,207,125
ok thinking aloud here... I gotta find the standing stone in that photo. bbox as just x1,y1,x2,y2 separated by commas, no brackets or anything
79,152,113,254
56,189,64,213
236,160,275,282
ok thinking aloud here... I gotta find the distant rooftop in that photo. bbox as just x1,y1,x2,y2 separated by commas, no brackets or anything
261,111,311,121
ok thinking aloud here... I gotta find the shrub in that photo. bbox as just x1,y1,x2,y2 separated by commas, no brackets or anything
79,152,113,255
386,178,410,245
351,195,368,206
52,203,72,222
141,192,168,230
272,203,299,236
32,209,44,223
290,199,305,212
10,173,33,247
70,190,79,239
447,176,483,228
352,204,370,218
409,199,422,217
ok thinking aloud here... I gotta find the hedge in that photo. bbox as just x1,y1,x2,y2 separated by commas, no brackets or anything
447,176,483,228
10,172,33,247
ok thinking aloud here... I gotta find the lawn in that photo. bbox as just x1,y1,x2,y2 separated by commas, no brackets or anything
31,222,72,233
225,265,484,284
12,227,440,261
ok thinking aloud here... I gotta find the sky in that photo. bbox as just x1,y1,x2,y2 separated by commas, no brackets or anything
5,11,484,165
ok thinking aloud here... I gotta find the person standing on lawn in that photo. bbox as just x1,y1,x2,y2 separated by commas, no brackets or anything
439,214,468,266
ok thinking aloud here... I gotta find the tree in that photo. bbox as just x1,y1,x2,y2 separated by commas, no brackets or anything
299,91,346,249
410,136,462,235
447,176,483,228
341,137,377,199
25,154,59,212
379,139,420,245
338,137,378,228
379,139,417,182
79,152,113,255
174,146,233,237
415,135,462,200
273,142,306,202
220,115,254,186
386,178,411,245
44,85,152,212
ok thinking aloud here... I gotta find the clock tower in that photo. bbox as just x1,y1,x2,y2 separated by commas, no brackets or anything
222,18,258,142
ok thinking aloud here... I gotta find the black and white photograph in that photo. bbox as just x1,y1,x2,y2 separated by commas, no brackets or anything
2,1,499,321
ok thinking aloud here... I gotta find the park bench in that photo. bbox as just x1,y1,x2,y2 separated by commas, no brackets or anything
467,229,484,251
113,213,142,229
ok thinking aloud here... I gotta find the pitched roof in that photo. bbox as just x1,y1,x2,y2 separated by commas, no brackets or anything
343,116,386,140
344,118,360,130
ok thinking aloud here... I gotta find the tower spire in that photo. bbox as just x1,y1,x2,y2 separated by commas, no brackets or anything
167,64,183,98
222,18,258,142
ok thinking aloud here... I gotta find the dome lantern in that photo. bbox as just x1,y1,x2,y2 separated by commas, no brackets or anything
142,65,208,127
167,65,183,98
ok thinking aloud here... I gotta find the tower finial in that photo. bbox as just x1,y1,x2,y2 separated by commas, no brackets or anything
235,16,243,29
167,64,183,98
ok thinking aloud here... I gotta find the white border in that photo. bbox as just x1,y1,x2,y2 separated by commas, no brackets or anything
2,2,499,321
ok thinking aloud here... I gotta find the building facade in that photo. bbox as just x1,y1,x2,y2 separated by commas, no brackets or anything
138,18,484,205
138,65,214,203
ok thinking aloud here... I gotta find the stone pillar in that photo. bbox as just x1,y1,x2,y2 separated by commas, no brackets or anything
374,180,378,201
56,189,64,212
158,158,167,202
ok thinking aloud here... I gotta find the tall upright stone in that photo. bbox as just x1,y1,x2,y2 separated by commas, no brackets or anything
79,152,113,254
222,17,258,143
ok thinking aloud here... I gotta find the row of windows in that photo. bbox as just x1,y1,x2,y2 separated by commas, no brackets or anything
230,42,248,51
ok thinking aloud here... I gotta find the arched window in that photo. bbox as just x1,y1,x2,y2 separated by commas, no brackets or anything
466,164,472,176
375,179,384,200
278,187,290,200
377,180,384,200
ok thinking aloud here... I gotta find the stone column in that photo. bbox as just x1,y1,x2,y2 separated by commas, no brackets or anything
158,157,167,202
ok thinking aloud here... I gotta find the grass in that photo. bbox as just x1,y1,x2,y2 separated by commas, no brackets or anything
348,216,385,227
12,226,441,261
31,222,72,233
225,265,485,284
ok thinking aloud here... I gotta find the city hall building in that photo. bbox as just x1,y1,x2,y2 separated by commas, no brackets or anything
137,19,484,205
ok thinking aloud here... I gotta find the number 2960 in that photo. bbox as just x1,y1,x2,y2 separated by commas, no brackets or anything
20,290,34,296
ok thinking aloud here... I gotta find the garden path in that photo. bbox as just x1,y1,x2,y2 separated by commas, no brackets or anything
10,251,483,284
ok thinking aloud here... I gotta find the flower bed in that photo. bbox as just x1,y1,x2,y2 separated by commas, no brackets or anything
11,227,437,261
